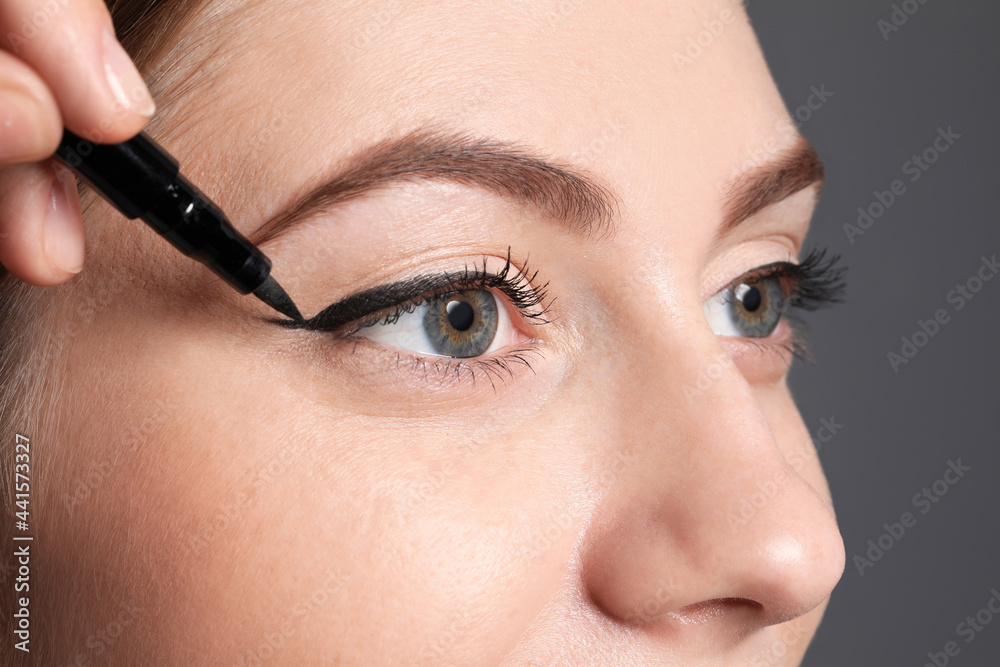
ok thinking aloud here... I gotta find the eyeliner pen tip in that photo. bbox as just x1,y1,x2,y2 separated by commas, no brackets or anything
253,275,303,321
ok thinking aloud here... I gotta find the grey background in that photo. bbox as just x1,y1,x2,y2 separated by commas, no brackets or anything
745,1,1000,665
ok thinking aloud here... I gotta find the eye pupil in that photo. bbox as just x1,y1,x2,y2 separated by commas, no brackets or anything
446,299,475,331
741,285,762,312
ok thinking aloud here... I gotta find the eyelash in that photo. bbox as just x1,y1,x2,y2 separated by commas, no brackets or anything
290,246,844,387
724,247,846,360
293,249,555,389
345,250,553,336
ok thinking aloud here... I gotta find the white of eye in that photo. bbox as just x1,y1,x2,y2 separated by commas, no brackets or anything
360,291,519,357
703,288,742,337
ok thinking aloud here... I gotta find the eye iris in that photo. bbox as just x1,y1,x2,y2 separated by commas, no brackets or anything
423,289,498,357
729,278,786,337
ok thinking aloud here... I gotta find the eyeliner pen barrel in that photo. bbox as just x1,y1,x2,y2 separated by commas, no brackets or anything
53,129,277,297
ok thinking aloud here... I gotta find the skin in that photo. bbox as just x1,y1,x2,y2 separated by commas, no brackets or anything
10,0,844,664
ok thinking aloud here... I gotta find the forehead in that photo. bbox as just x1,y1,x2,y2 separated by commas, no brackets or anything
145,0,789,239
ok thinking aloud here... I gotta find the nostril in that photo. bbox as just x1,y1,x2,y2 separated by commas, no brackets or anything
668,598,763,626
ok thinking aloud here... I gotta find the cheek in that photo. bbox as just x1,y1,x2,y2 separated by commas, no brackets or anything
50,315,585,663
153,405,581,664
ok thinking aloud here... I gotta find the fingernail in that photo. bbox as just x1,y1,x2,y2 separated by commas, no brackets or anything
44,170,84,275
101,28,156,118
0,89,48,162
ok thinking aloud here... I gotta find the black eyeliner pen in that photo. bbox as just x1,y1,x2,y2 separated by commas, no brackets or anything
53,129,302,321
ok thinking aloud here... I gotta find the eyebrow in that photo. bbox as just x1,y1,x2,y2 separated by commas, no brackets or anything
718,136,825,238
247,130,619,245
247,129,824,246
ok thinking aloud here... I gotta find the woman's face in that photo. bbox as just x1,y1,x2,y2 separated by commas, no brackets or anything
41,0,845,664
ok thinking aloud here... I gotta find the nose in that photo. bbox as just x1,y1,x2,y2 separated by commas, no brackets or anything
579,328,845,638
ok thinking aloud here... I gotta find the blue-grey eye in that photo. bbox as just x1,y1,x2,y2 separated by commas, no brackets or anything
704,276,788,338
422,290,498,357
360,289,515,358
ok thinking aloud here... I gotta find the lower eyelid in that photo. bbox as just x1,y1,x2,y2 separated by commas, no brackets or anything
285,257,556,393
721,321,799,383
333,334,548,393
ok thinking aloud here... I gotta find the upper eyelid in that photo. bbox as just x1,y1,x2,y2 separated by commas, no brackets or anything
352,283,495,331
287,254,550,334
336,280,550,357
707,248,846,312
354,277,546,329
710,261,798,298
295,273,487,333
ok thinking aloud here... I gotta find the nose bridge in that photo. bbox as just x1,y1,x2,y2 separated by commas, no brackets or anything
580,314,845,632
621,324,788,527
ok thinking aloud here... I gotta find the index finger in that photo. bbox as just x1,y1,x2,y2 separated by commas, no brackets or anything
0,0,155,144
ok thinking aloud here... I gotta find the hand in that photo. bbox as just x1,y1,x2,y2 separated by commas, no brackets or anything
0,0,155,285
